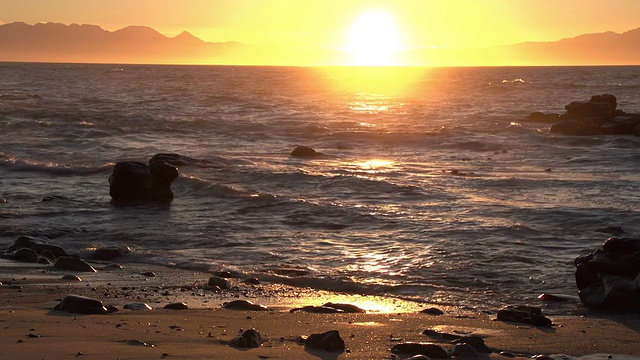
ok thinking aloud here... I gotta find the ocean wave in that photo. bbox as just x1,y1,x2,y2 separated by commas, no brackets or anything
0,153,113,176
0,93,41,101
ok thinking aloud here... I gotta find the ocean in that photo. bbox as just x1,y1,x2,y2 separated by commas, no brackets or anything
2,62,640,314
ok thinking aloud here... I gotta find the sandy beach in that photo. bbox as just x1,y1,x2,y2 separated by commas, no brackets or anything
1,259,639,360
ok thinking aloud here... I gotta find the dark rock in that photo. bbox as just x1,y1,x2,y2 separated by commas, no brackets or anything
499,351,516,357
527,112,561,123
451,336,491,353
422,329,460,340
5,235,68,258
230,329,262,348
37,256,53,265
579,273,640,311
222,300,269,311
244,277,260,285
602,237,640,253
123,303,153,310
550,119,601,136
304,330,345,352
54,294,108,314
391,342,450,358
140,271,156,277
212,271,233,278
451,343,478,358
108,158,178,204
164,302,188,310
290,305,344,314
601,115,640,135
12,248,39,263
39,250,57,261
89,246,130,261
290,145,321,157
420,307,444,315
562,95,616,121
207,276,231,289
322,302,366,313
496,305,552,327
54,256,96,272
405,356,432,360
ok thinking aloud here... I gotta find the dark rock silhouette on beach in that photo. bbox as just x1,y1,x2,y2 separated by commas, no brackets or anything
108,154,179,203
575,237,640,311
528,94,640,136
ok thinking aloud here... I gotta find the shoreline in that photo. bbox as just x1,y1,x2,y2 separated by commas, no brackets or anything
2,259,640,359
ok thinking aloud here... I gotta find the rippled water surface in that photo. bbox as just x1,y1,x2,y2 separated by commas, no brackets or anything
2,63,640,313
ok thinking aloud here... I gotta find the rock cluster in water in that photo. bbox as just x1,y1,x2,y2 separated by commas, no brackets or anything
528,94,640,136
575,237,640,311
2,235,101,272
108,153,180,203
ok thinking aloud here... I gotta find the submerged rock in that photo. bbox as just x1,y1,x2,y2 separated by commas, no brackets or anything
290,145,322,157
5,235,68,258
304,330,345,352
54,294,108,314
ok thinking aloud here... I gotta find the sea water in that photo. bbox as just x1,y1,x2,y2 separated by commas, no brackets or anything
2,63,640,313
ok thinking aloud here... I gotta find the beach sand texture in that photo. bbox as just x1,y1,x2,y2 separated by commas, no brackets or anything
1,260,639,359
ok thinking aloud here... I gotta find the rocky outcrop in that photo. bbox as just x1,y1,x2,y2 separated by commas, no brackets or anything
528,94,640,136
575,237,640,311
108,154,179,203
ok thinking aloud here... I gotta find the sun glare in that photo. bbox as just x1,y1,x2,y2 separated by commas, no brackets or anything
348,11,402,66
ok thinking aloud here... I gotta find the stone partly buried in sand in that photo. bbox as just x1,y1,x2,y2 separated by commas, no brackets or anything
53,294,110,314
222,299,270,311
230,329,263,348
391,342,449,359
54,256,96,272
496,305,553,327
575,236,640,311
302,330,346,353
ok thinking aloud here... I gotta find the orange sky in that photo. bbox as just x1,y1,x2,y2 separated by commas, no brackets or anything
2,0,640,66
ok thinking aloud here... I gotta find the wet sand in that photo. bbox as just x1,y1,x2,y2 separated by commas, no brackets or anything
1,259,639,359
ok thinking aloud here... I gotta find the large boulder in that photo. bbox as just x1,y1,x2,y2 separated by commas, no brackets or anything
575,237,640,311
108,155,178,203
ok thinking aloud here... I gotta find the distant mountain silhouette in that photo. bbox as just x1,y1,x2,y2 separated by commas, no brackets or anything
1,22,639,66
0,22,248,65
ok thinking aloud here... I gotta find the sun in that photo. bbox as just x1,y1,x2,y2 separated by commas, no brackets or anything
348,11,402,66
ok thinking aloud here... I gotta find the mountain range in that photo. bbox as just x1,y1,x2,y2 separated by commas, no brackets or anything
1,21,639,66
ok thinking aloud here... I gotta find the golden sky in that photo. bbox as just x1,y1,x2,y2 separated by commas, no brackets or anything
2,0,640,66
